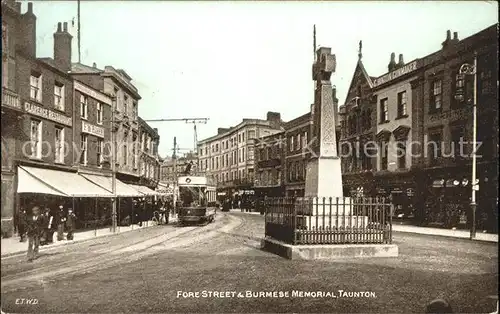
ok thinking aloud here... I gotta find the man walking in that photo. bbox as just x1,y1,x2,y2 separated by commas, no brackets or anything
57,205,66,241
26,206,43,262
18,207,27,242
45,208,55,244
66,209,77,240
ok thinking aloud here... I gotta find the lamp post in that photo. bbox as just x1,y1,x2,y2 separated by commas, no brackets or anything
111,96,117,233
457,51,478,240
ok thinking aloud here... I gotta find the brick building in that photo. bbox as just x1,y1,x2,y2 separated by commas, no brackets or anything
138,117,161,189
409,25,498,230
254,130,286,198
338,49,377,197
197,112,283,199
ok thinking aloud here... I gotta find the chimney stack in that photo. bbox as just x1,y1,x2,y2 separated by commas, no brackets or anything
398,54,405,67
332,86,338,102
93,62,97,68
54,20,73,72
388,52,396,72
20,2,36,57
442,30,452,49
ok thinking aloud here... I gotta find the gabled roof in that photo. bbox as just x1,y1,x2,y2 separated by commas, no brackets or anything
343,59,373,106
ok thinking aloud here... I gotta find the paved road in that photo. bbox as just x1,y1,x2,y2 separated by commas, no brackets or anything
1,212,497,313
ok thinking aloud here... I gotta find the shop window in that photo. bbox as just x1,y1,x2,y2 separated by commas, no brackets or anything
30,72,42,102
54,126,65,163
97,138,103,167
430,79,442,113
80,134,88,165
380,98,389,123
450,125,465,160
30,119,42,159
380,142,388,170
289,136,294,152
54,82,65,111
428,128,443,164
397,142,407,169
97,102,103,124
80,94,88,119
397,91,407,118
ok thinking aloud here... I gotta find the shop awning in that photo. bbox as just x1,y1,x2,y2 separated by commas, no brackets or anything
17,166,113,197
79,174,143,197
129,184,160,196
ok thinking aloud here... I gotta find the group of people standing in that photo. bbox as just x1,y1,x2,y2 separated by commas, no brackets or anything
18,205,77,262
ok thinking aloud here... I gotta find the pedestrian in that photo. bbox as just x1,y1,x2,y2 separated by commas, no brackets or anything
66,209,77,240
26,206,43,262
40,208,51,245
45,208,56,244
56,205,66,241
18,207,27,242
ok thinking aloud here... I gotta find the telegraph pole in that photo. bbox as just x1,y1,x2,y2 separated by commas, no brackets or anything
172,136,178,215
111,96,117,232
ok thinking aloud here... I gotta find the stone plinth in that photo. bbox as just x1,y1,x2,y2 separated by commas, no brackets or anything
261,237,399,260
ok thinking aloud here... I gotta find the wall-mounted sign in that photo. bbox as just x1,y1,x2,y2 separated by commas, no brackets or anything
74,81,112,105
372,61,418,87
81,121,104,138
24,102,72,126
429,108,469,122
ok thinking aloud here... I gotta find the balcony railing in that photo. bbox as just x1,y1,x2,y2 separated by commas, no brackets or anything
2,87,21,110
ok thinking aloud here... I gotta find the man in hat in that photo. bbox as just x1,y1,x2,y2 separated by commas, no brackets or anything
56,205,67,241
26,206,43,262
66,208,77,240
18,207,27,242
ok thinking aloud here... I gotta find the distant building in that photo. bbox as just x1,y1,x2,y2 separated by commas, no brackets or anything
197,112,283,197
254,131,286,198
138,118,160,189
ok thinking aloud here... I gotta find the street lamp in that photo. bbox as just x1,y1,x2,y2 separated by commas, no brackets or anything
457,51,478,240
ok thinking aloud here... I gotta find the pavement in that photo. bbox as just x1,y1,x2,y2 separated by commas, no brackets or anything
228,209,498,243
0,214,178,258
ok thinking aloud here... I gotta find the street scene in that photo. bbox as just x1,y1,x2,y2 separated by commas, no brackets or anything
1,0,499,313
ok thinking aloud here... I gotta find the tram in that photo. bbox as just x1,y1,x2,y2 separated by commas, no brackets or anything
177,175,217,225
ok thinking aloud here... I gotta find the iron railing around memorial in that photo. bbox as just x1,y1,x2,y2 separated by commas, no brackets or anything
264,196,393,245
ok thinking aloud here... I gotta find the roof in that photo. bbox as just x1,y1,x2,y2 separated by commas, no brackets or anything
71,62,103,74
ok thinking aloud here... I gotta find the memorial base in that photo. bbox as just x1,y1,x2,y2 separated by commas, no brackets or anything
261,237,399,260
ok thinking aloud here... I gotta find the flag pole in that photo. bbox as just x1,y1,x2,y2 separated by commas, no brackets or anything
77,0,81,63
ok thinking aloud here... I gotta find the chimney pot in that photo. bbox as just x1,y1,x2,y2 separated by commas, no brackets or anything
63,22,68,32
93,62,97,68
27,2,33,13
57,22,62,32
446,30,451,40
398,54,404,65
453,32,458,40
15,2,21,13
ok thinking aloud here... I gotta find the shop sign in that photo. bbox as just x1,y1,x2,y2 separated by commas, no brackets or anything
372,61,418,87
74,81,112,105
81,121,105,138
391,188,403,194
217,192,226,196
432,179,445,188
429,108,469,122
24,102,72,126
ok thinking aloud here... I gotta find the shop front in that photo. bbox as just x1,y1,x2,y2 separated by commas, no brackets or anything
342,172,376,198
420,162,498,232
373,171,418,220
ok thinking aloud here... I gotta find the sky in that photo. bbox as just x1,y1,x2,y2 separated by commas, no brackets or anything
27,1,498,158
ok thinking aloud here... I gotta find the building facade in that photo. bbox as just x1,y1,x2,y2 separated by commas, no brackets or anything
138,118,160,189
254,131,286,198
371,53,422,215
197,112,283,198
338,53,377,197
70,63,142,185
410,26,498,231
283,112,311,197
